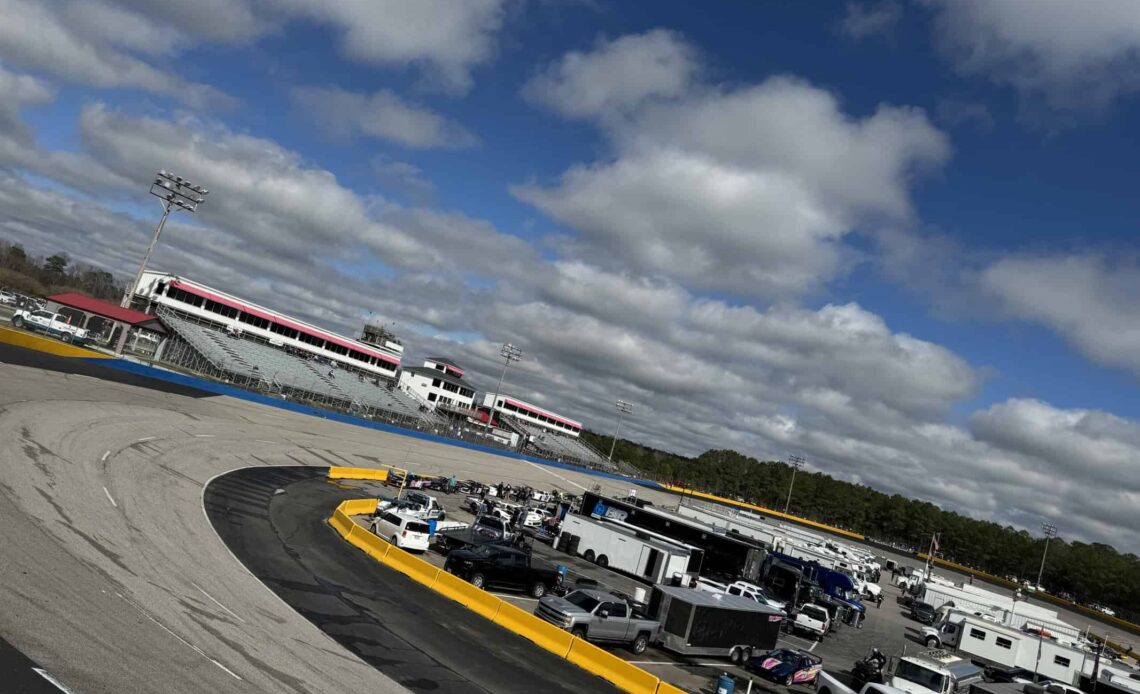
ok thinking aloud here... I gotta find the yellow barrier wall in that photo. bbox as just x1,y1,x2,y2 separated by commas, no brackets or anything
432,570,504,621
329,507,355,536
342,498,379,515
349,524,391,562
381,544,441,588
655,683,688,694
661,484,864,540
328,466,389,482
566,638,661,694
493,601,576,659
0,326,112,358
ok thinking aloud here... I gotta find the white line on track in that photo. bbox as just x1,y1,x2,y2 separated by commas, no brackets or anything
100,450,110,462
194,434,215,438
521,460,587,491
115,592,242,681
137,436,155,443
32,668,77,693
254,439,276,445
191,581,245,623
808,639,819,652
102,486,117,508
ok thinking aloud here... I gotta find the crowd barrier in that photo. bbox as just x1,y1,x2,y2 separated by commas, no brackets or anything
325,492,683,693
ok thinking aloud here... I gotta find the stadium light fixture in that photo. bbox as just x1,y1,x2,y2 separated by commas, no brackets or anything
782,454,806,520
120,170,210,308
1036,522,1058,590
607,399,634,461
484,343,523,432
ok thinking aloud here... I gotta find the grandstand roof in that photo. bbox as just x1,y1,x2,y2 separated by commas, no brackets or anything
425,357,464,372
404,365,475,392
48,293,165,331
497,395,582,429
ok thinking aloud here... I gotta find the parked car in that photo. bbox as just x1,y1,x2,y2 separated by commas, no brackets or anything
747,648,824,687
535,589,661,654
0,290,15,305
443,544,562,597
369,511,431,552
11,309,89,344
910,601,937,625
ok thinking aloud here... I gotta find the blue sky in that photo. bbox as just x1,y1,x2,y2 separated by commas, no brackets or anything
3,0,1140,551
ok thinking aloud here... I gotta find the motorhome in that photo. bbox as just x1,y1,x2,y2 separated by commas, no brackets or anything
558,513,698,585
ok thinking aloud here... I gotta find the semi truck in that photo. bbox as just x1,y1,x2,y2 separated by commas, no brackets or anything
766,552,865,615
646,584,784,664
558,513,697,585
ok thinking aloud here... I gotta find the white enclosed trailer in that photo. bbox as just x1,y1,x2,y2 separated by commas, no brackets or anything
559,514,696,585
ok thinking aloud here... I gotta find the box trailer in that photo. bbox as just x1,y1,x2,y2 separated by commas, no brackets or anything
647,584,784,662
675,502,787,551
559,514,698,585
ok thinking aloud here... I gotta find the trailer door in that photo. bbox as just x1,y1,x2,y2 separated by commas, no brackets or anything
643,547,662,580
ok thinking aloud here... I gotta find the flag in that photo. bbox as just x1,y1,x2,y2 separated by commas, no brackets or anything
932,533,940,552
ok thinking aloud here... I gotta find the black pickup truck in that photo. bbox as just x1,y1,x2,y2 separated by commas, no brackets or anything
443,544,563,598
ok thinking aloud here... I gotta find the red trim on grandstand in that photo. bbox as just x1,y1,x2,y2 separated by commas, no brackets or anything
502,398,581,429
168,280,398,365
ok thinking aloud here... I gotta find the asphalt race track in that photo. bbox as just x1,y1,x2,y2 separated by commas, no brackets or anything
205,466,619,694
0,345,663,693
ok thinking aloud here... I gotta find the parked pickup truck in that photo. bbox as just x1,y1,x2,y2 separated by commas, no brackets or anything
11,309,89,344
535,589,661,654
788,603,831,640
444,544,562,598
816,671,907,694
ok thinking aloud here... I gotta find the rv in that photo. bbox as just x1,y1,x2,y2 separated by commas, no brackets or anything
558,514,698,585
890,649,984,694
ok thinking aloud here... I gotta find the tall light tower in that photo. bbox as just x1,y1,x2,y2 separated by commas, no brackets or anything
782,454,805,518
484,343,522,432
607,399,634,461
1036,522,1058,589
122,170,208,308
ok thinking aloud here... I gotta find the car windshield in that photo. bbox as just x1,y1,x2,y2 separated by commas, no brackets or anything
895,661,947,694
565,592,601,612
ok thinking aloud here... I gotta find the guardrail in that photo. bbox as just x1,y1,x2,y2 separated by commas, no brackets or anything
660,484,865,541
325,469,685,694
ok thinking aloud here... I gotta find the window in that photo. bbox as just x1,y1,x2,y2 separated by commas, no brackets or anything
1054,656,1071,668
427,393,437,402
969,628,986,640
728,586,742,596
606,602,628,618
995,637,1012,649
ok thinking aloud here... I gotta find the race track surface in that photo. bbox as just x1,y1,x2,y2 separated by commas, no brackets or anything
206,466,618,694
0,346,663,692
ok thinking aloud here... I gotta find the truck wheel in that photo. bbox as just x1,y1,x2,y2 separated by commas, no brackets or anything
571,627,587,639
530,582,547,598
470,573,486,589
631,633,650,654
925,635,939,648
583,549,595,562
60,333,72,343
730,646,744,665
597,555,609,568
12,316,23,328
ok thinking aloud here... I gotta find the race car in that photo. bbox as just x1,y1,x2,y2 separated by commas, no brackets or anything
745,648,823,687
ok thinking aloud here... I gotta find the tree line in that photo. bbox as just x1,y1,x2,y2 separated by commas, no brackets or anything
0,242,124,302
582,432,1139,618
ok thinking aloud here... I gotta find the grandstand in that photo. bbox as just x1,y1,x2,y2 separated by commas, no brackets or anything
158,309,438,427
506,417,615,471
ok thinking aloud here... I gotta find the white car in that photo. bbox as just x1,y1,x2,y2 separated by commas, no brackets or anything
726,580,787,611
790,603,831,640
11,309,89,344
370,511,431,552
0,291,15,305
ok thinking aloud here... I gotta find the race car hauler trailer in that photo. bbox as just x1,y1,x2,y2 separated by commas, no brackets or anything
580,491,766,581
558,513,699,585
647,584,784,664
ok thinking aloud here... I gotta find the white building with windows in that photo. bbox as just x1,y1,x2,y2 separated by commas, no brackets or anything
482,393,582,437
134,271,403,378
398,358,477,412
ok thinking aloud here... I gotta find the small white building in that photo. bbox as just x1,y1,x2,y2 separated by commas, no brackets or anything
481,393,582,437
398,358,476,412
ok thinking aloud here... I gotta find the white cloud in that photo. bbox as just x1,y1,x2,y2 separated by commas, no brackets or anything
839,1,904,40
0,0,510,103
981,254,1140,378
929,0,1140,115
522,29,700,120
517,69,950,298
292,87,479,149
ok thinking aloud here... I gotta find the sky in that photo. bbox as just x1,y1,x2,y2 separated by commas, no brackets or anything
3,0,1140,554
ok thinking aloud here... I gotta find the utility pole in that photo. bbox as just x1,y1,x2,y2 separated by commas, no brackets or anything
484,343,522,433
607,400,633,461
122,170,208,308
1036,522,1058,590
782,455,805,519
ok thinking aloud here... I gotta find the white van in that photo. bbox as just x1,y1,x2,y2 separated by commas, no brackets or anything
370,511,431,552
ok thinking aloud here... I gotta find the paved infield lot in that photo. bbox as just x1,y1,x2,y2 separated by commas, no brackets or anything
0,345,1133,693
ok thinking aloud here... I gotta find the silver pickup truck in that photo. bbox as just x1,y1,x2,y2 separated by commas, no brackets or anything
535,588,661,654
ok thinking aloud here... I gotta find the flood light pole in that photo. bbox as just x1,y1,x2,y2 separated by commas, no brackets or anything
607,400,633,461
1036,522,1058,589
122,170,208,308
783,454,805,518
484,343,522,432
